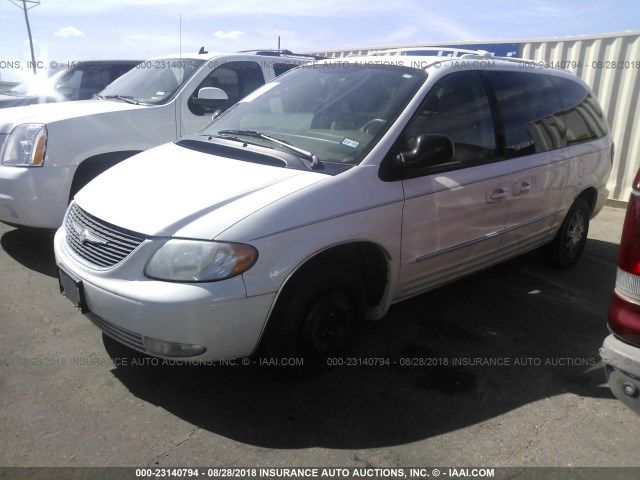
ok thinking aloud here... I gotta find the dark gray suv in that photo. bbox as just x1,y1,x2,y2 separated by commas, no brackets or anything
0,60,140,109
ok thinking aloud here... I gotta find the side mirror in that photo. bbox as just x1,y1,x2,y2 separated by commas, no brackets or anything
395,134,454,169
193,87,228,108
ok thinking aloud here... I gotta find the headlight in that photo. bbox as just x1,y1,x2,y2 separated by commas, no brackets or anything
145,239,258,282
1,124,47,167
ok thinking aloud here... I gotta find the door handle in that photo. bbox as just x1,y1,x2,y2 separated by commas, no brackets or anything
513,180,532,195
487,186,508,203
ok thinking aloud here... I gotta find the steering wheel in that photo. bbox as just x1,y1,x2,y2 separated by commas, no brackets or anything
359,118,386,135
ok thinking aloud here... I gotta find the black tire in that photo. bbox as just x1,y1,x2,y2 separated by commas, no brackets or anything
263,265,365,366
542,197,590,269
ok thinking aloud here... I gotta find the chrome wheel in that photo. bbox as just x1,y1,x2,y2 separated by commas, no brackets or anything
542,197,591,269
564,208,587,260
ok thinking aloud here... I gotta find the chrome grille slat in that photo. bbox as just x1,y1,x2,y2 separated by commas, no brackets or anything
65,203,147,269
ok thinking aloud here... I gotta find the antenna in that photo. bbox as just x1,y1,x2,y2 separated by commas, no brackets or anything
8,0,40,75
277,35,281,50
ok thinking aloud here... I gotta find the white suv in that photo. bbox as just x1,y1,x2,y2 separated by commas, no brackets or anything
0,50,314,230
54,52,613,363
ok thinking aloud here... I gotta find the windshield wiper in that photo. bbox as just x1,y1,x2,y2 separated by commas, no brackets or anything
103,95,140,105
217,129,321,169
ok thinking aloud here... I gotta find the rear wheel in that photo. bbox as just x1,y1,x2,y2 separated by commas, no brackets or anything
263,265,365,367
543,197,590,269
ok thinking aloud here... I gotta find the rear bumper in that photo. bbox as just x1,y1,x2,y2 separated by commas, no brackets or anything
600,334,640,414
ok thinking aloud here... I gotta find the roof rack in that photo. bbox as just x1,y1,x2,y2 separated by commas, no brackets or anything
238,49,326,60
366,46,542,68
368,47,494,58
459,52,540,66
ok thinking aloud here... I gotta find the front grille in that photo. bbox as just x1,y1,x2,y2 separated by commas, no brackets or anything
65,203,147,269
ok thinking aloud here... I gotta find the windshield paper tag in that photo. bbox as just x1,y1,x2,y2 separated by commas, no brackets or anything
341,138,360,149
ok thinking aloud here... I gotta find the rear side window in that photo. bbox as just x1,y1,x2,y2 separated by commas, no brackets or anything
485,71,564,157
551,76,609,144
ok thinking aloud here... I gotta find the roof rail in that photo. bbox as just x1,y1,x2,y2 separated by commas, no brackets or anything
367,47,545,68
368,47,494,58
238,49,326,60
459,52,539,66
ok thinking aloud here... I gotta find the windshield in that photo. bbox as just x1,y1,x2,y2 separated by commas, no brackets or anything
99,58,204,105
201,63,427,166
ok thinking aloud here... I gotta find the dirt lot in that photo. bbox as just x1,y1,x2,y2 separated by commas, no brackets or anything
1,206,639,475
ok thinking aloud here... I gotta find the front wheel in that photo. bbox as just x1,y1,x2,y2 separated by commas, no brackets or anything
542,197,590,269
263,265,365,366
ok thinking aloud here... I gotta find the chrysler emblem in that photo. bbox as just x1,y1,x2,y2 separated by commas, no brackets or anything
72,222,109,246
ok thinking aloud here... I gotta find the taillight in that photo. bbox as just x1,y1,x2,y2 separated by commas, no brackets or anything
618,170,640,275
610,168,640,343
609,292,640,345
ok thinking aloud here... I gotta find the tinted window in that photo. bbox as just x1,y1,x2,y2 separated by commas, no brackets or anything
486,71,564,157
108,63,138,83
190,61,265,115
273,62,299,77
551,76,609,144
78,66,112,99
404,71,496,168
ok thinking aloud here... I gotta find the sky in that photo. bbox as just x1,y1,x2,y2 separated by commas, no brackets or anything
0,0,638,82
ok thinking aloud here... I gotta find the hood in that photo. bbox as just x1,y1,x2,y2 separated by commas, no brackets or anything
0,94,37,109
74,141,327,238
0,99,144,133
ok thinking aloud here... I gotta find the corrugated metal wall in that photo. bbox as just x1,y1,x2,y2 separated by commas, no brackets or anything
309,31,640,201
521,32,640,201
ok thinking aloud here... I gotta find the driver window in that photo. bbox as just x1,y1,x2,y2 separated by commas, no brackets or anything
405,72,497,168
188,61,265,116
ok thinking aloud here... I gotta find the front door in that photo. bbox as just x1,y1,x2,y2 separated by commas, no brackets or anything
397,71,510,300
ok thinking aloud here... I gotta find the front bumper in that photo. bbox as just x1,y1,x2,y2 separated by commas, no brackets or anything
0,165,71,229
54,227,276,362
600,334,640,414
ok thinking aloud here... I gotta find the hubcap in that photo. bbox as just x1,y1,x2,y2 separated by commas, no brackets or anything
565,209,586,258
304,292,351,355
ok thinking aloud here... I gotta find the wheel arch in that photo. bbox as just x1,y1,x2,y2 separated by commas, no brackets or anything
256,241,391,349
255,240,392,356
68,150,142,202
282,241,390,308
576,185,598,217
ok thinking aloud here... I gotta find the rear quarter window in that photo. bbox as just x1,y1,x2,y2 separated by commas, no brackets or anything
550,76,609,145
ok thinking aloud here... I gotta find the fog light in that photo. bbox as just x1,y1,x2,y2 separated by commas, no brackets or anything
142,336,206,358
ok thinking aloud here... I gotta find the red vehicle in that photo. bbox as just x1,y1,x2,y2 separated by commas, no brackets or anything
601,167,640,413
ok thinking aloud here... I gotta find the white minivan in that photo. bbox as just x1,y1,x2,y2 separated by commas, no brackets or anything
0,50,314,230
54,52,613,363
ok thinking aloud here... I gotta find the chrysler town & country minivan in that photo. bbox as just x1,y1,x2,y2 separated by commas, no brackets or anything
54,52,613,362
